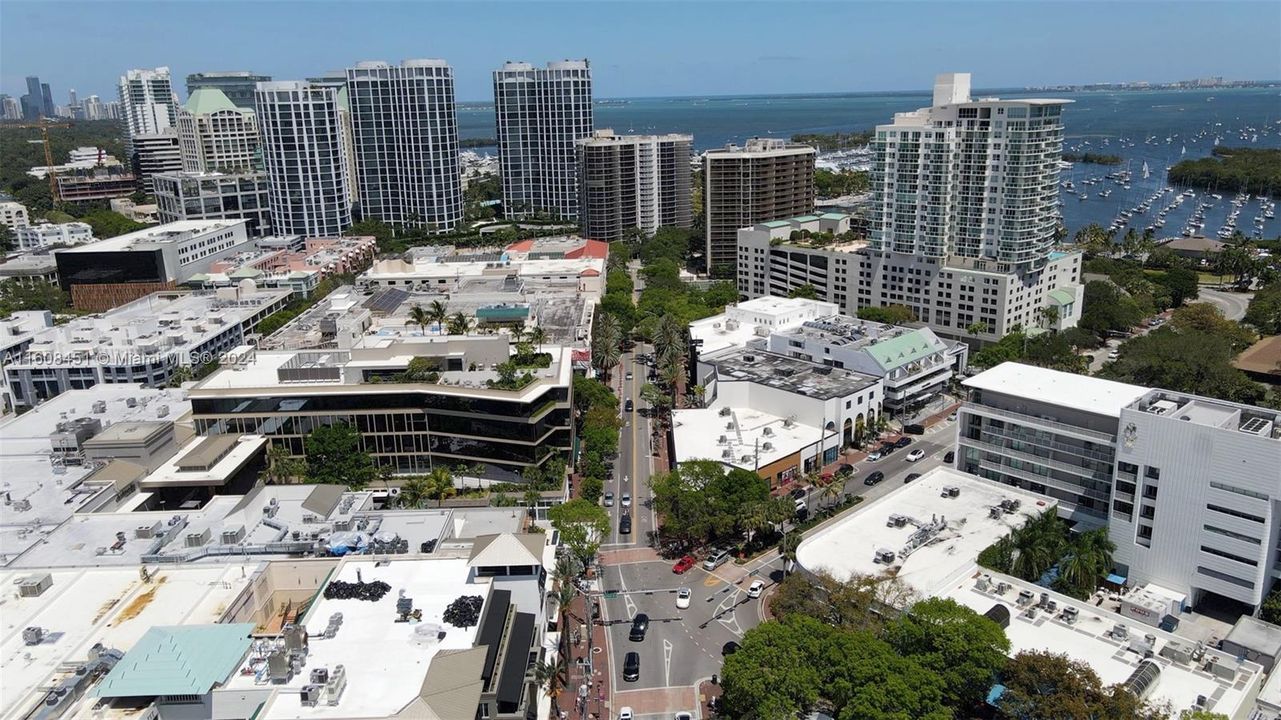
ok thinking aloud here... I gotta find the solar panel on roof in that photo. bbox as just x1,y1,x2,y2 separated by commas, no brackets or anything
362,288,409,314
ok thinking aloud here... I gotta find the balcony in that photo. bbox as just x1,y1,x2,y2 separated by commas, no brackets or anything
962,403,1116,444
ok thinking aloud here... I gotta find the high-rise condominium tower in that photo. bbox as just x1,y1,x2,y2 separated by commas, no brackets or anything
870,72,1068,269
346,59,462,231
177,88,259,172
493,60,593,221
186,71,272,111
703,138,816,273
255,81,352,236
118,67,178,141
576,130,693,242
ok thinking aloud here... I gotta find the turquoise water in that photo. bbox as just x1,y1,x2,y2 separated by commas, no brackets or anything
459,87,1281,235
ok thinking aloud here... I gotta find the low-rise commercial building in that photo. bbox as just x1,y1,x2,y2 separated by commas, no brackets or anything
4,286,290,408
0,310,54,415
13,221,94,250
185,235,376,298
153,170,272,237
0,200,29,229
54,219,255,311
0,254,59,286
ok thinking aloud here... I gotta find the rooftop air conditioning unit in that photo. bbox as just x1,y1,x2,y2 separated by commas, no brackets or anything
762,427,773,437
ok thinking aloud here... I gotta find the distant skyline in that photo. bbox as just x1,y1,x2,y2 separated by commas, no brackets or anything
2,1,1278,103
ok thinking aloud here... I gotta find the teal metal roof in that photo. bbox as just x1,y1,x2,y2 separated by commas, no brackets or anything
792,215,820,222
819,213,847,220
1047,288,1076,305
476,305,529,321
184,88,245,116
762,220,792,228
95,624,254,698
870,329,939,368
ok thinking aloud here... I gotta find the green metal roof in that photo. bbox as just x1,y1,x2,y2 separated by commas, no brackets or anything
819,213,847,220
792,215,820,222
870,329,939,369
229,268,263,279
184,88,246,116
762,220,792,228
1047,288,1076,305
476,305,529,321
95,624,254,698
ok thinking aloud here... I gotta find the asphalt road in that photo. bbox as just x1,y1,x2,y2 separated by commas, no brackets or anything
1196,287,1253,321
603,346,658,548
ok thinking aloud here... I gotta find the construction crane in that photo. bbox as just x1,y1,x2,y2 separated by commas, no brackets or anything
6,120,72,201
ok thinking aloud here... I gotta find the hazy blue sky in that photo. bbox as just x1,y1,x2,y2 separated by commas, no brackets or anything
3,1,1278,102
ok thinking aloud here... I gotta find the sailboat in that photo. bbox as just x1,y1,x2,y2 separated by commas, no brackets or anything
1181,145,1187,156
1142,162,1150,180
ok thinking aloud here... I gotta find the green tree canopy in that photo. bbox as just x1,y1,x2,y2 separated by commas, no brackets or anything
649,460,771,546
546,498,610,563
884,598,1011,712
857,304,916,325
998,650,1167,720
304,423,376,489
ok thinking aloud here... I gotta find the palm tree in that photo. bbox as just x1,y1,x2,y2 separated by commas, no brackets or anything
266,444,301,485
818,479,843,512
591,313,622,378
1060,528,1115,590
398,475,431,508
738,501,773,545
446,312,472,336
526,325,548,353
778,530,803,575
427,300,449,335
426,467,456,507
660,358,687,403
688,384,706,408
1037,305,1061,330
652,314,686,370
409,304,431,336
532,654,569,717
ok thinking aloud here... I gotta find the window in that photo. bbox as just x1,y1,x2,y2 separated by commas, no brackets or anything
1200,546,1258,566
1144,466,1160,481
1197,566,1254,589
1209,482,1269,501
1207,504,1265,524
1204,525,1261,545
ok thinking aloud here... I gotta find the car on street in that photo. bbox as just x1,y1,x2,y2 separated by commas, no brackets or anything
747,580,765,598
621,492,631,507
721,641,741,656
948,411,958,421
603,492,614,507
624,399,634,412
618,708,634,720
622,652,640,681
864,471,885,486
619,514,632,535
674,713,693,720
880,442,897,455
866,451,883,461
837,463,854,477
1107,350,1121,360
904,472,921,484
906,448,925,462
894,436,913,448
904,423,926,435
672,554,696,574
794,498,807,514
629,613,649,641
789,486,807,500
703,547,731,571
676,587,691,609
625,371,634,380
944,450,955,464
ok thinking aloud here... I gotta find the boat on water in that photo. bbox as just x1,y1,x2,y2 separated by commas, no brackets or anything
1142,162,1150,180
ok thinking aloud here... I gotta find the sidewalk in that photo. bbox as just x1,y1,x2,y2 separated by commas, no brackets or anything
554,590,612,720
697,678,722,719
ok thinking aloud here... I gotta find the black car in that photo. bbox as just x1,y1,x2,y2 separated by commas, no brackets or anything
943,450,955,464
721,641,741,656
904,423,926,435
894,436,913,448
904,473,922,484
864,471,885,486
624,399,634,412
789,487,807,500
619,514,632,535
629,613,650,641
837,463,854,477
879,442,896,455
623,651,640,681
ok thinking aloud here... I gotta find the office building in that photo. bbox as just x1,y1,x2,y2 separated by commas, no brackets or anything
1111,391,1281,611
55,219,255,311
0,200,29,230
177,88,259,173
256,81,353,236
1,95,20,120
576,130,693,241
189,337,575,480
118,67,177,151
55,169,137,202
493,60,593,221
0,310,54,414
13,221,94,251
82,94,103,120
704,138,816,274
185,235,376,297
131,131,182,194
4,286,290,408
346,59,462,230
186,71,271,111
152,171,272,237
40,83,54,117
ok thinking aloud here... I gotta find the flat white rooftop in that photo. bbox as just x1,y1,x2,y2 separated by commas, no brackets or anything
62,219,245,253
796,468,1054,596
0,563,256,719
672,406,834,471
239,557,481,720
963,362,1147,418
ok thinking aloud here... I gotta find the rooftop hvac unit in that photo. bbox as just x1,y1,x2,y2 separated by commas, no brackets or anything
23,626,45,645
718,407,731,417
220,525,246,544
92,400,107,414
135,522,162,539
325,665,347,705
184,528,211,548
722,449,734,460
762,442,773,452
300,684,323,707
740,455,754,464
983,603,1011,629
125,397,137,408
718,435,727,444
762,427,773,437
157,404,169,417
17,573,53,598
1160,641,1193,664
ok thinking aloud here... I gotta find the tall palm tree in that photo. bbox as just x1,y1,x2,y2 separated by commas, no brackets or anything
591,313,622,378
399,475,431,508
526,325,548,353
818,479,843,512
532,654,569,717
446,312,472,336
427,300,449,335
778,530,803,575
738,501,773,545
426,467,456,507
409,304,431,336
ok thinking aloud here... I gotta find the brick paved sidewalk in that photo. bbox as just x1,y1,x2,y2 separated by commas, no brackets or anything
554,591,611,720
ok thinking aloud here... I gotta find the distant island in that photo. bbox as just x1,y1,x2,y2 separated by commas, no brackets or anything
1168,147,1281,196
1062,152,1122,166
792,131,874,151
1024,78,1279,92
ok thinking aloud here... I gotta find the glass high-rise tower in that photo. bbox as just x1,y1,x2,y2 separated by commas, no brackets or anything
255,81,352,236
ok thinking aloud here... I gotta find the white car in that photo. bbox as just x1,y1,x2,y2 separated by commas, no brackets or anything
618,708,634,720
676,587,691,609
674,713,693,720
621,493,632,508
1107,350,1121,360
866,451,883,462
747,580,765,598
906,448,925,462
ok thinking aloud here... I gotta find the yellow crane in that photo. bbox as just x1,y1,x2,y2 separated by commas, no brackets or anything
6,120,72,201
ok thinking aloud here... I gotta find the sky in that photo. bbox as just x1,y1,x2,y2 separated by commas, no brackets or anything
2,1,1279,103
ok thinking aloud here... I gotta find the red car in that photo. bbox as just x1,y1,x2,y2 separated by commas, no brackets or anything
672,555,696,574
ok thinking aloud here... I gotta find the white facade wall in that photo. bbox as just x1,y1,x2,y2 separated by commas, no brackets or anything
1112,394,1281,609
177,105,259,173
0,201,29,229
118,67,177,150
255,81,352,236
14,222,94,250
